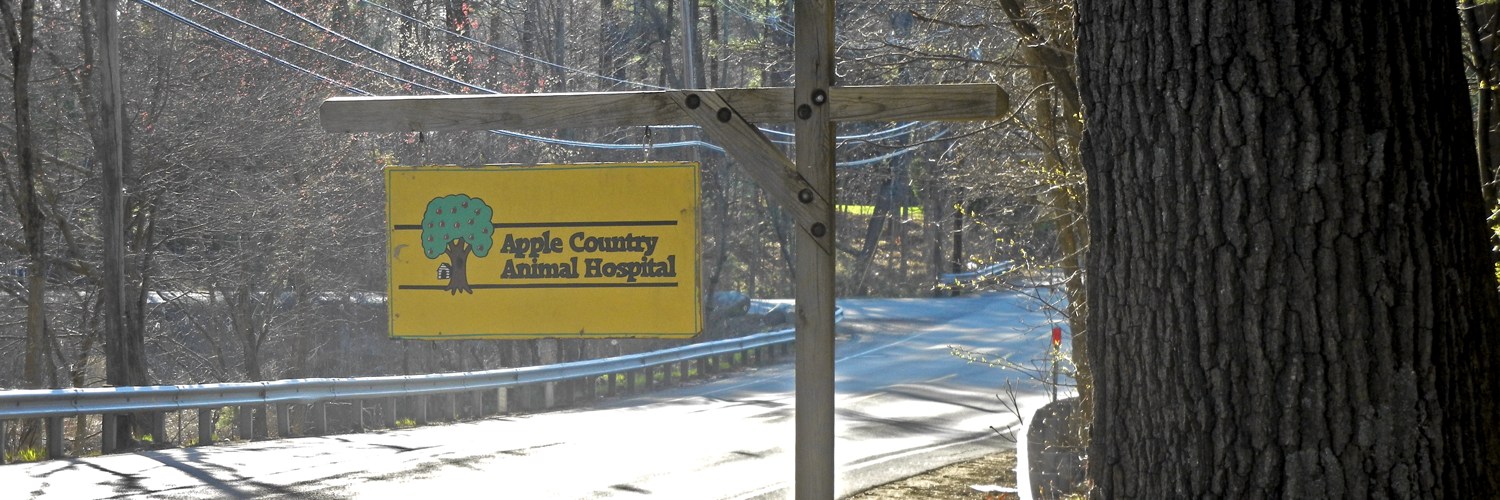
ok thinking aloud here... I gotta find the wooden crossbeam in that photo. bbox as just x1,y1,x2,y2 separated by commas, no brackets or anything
320,84,1007,133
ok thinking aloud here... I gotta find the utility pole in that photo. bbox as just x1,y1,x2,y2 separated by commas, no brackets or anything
94,0,142,451
680,0,704,90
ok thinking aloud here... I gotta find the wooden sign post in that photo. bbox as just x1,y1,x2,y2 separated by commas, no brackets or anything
321,3,1007,494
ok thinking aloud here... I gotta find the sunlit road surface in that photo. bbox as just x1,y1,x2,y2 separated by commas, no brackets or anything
1,292,1060,499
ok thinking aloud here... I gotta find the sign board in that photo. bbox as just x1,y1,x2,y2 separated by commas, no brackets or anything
385,163,701,339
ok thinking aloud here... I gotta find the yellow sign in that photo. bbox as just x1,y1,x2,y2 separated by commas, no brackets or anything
385,163,701,339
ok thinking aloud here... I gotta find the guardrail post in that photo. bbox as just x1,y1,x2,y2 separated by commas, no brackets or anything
354,400,367,432
495,388,508,414
606,374,618,397
472,391,484,418
1,419,9,464
102,414,116,453
235,406,251,440
46,417,64,459
313,401,328,435
385,397,398,427
414,396,428,426
584,376,597,402
559,379,575,407
197,409,214,445
276,404,291,437
447,394,459,421
152,412,168,447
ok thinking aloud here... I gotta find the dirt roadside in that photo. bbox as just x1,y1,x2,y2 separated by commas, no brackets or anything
848,450,1019,499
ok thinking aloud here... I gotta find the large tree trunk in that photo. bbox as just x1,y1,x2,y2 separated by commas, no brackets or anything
3,0,43,390
3,0,48,456
1078,2,1500,497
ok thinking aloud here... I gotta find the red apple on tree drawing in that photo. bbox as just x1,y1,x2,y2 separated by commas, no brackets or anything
421,194,494,294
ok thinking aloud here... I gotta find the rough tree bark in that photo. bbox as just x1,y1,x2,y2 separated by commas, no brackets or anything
1078,2,1500,497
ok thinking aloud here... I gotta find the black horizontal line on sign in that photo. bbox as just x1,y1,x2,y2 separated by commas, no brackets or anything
393,220,678,230
399,282,678,290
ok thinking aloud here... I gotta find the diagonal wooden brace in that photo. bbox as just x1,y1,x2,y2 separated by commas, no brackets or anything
667,91,834,254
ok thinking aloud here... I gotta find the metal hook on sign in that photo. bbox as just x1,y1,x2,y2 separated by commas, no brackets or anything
642,126,654,161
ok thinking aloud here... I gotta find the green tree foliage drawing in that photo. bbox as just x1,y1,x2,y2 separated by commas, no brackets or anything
421,195,494,294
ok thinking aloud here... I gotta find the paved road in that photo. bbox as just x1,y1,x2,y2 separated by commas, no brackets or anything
1,292,1061,498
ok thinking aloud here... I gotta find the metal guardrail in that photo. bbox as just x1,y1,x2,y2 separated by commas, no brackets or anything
0,305,841,462
937,261,1014,287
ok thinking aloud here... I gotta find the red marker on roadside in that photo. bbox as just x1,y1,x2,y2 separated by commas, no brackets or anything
1051,326,1063,347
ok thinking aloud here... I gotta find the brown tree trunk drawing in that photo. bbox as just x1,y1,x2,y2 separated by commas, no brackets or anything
444,239,472,294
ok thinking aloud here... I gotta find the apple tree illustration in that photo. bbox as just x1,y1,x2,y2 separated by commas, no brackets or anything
421,195,494,294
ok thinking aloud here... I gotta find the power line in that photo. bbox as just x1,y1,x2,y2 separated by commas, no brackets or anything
358,0,667,91
324,0,924,144
177,0,447,95
355,0,925,143
135,0,950,166
136,0,368,95
262,0,495,94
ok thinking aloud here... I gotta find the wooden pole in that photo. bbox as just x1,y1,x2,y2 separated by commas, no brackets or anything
316,30,1005,498
95,0,140,451
793,0,837,495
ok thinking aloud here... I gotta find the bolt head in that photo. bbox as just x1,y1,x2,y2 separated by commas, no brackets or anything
717,107,732,122
798,104,813,120
686,94,701,109
811,223,827,237
798,189,815,203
